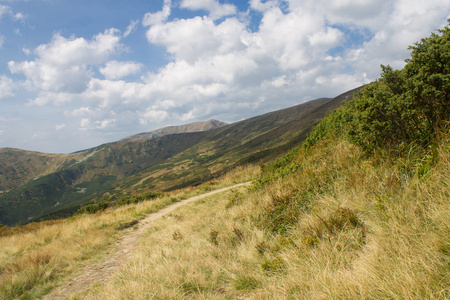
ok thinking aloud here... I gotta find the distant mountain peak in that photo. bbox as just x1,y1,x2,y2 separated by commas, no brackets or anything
120,119,228,142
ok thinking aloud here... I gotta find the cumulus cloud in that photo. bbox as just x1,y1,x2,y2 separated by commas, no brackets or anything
146,16,246,62
180,0,237,20
3,0,449,153
100,60,142,80
142,0,171,26
8,29,123,102
139,108,168,125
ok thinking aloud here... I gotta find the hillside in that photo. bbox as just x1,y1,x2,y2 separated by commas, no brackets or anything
113,90,361,195
0,90,360,226
0,24,448,300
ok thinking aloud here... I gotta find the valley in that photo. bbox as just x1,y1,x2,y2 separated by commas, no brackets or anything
0,87,359,226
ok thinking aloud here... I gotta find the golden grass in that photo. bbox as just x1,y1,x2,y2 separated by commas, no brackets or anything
2,137,449,299
77,138,449,299
0,164,259,299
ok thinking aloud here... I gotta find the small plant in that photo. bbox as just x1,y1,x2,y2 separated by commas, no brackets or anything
255,241,268,255
116,220,139,230
302,207,365,247
261,256,286,274
232,227,244,241
301,234,319,247
172,230,183,241
225,190,244,209
233,274,261,291
209,230,219,246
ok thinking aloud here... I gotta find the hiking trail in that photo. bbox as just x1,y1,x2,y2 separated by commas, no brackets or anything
45,182,250,299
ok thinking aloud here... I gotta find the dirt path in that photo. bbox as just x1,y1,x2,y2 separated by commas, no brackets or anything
45,182,250,299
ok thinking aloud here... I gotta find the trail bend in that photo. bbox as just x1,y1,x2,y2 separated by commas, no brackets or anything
45,182,251,299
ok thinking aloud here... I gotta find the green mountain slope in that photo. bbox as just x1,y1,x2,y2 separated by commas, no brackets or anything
107,89,361,195
0,132,209,225
0,88,362,226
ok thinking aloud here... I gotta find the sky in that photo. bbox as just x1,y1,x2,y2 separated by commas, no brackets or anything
0,0,449,154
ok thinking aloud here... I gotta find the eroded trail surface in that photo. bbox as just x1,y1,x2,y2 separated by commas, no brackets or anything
45,182,250,299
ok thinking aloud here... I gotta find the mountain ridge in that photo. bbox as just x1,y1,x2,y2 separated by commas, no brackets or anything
0,87,362,226
119,119,227,142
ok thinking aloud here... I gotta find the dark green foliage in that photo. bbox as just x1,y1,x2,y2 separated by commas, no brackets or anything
404,26,450,133
305,24,450,155
77,201,109,214
346,26,449,153
117,192,161,206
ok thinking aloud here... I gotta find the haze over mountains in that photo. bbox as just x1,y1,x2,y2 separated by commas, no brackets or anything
0,87,361,226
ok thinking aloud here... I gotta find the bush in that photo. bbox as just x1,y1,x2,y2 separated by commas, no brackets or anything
77,201,109,214
117,192,161,206
304,24,450,155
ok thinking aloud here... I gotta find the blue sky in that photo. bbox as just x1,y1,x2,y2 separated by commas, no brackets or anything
0,0,449,153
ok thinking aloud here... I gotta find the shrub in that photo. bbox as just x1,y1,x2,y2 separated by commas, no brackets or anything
77,201,109,214
117,192,161,206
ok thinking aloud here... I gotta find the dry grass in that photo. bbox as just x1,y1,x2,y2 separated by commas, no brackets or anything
77,138,449,299
2,136,449,299
0,164,259,299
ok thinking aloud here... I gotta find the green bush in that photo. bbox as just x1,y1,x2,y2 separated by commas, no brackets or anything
77,201,109,214
117,191,161,206
305,24,450,155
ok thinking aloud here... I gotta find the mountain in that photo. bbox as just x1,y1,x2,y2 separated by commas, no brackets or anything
0,87,362,226
120,119,227,142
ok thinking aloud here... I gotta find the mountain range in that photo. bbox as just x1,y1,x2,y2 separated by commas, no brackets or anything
0,86,362,226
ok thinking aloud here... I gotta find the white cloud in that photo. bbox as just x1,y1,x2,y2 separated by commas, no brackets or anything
55,124,66,130
142,0,171,26
146,16,246,62
249,0,279,12
22,47,31,55
0,35,4,48
139,109,168,125
124,20,139,37
0,75,15,99
0,4,11,18
13,12,25,22
180,0,237,20
80,118,91,130
0,4,25,22
100,60,142,80
3,0,449,153
8,29,123,99
95,118,116,129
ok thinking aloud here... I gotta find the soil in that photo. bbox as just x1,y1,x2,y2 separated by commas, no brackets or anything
44,182,250,299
